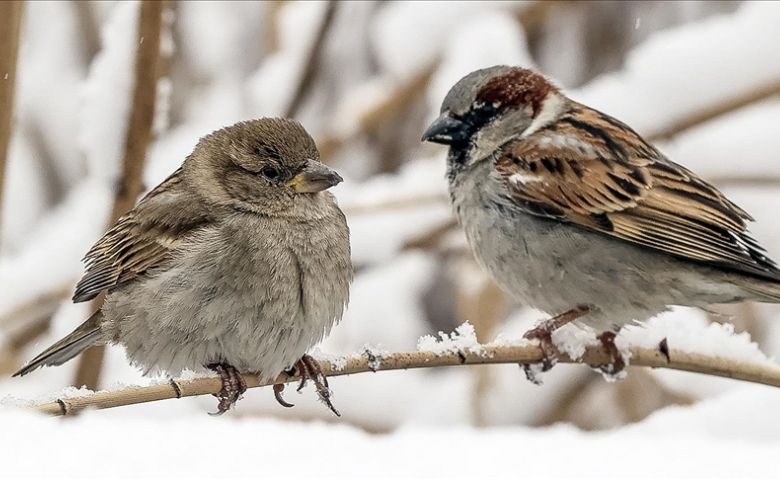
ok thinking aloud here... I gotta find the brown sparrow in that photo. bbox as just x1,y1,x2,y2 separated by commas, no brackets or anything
15,118,353,414
423,66,780,379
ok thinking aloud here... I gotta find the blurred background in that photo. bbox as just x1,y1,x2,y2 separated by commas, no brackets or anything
2,0,780,457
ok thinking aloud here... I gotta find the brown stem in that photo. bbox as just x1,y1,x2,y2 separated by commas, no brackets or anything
648,79,780,142
283,0,337,119
0,0,24,249
74,0,165,390
33,342,780,416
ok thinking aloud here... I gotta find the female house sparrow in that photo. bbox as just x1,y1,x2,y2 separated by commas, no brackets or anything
423,66,780,377
15,118,353,415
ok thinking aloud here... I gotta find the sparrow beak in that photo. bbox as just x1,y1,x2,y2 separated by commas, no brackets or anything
286,161,343,193
421,113,471,145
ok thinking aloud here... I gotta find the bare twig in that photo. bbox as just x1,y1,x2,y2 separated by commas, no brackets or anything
283,0,337,118
648,80,780,141
74,0,165,390
32,342,780,416
263,1,286,54
317,65,436,160
0,0,24,247
0,284,72,329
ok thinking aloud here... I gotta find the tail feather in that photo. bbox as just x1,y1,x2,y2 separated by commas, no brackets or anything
13,311,104,377
741,280,780,303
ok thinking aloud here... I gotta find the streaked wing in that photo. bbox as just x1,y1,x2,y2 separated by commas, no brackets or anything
495,103,780,282
73,168,211,302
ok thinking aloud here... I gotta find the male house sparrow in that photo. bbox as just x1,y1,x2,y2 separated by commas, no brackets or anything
423,66,780,377
15,118,353,414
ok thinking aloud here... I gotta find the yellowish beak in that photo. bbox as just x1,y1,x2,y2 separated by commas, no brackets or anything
286,161,343,193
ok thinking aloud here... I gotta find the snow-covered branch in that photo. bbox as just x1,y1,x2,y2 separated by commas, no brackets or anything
31,339,780,416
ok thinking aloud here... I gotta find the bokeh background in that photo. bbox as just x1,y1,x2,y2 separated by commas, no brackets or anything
2,1,780,476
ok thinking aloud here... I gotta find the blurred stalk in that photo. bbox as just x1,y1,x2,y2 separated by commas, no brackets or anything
284,0,337,119
74,0,165,390
263,0,286,54
454,258,507,426
0,0,24,250
317,65,435,161
649,80,780,141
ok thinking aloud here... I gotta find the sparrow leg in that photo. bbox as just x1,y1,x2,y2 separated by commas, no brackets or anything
207,362,247,415
595,331,626,376
522,305,591,385
292,354,340,417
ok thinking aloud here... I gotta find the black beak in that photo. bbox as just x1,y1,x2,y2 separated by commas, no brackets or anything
421,113,471,145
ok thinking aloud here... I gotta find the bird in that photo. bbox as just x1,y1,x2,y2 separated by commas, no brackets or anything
14,118,353,415
422,66,780,380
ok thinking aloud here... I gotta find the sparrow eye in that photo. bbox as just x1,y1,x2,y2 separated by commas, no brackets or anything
261,166,280,180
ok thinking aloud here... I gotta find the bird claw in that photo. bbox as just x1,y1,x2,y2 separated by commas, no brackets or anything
273,383,295,408
595,331,626,379
521,327,558,385
520,306,591,385
291,354,340,417
207,363,247,415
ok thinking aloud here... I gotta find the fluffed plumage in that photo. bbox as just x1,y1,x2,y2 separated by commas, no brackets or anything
15,118,353,414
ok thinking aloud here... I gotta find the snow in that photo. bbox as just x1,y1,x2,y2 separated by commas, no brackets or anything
621,308,773,366
79,0,138,182
2,386,780,477
572,2,780,138
417,322,483,356
3,2,780,477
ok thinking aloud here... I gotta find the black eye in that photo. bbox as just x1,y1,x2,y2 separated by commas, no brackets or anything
261,166,280,180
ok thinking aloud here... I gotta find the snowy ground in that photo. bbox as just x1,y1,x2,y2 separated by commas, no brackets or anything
3,384,780,478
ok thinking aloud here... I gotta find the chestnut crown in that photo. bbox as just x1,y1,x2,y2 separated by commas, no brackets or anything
422,66,560,156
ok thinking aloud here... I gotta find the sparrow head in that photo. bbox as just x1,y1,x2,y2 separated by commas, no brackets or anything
185,118,343,214
422,66,564,167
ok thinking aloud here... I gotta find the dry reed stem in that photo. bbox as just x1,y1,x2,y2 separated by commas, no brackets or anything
0,0,24,247
74,0,165,390
33,342,780,416
283,0,337,119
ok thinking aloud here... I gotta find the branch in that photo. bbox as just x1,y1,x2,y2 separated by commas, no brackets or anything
283,0,337,119
74,0,165,390
32,342,780,416
316,65,436,161
648,78,780,142
0,0,23,249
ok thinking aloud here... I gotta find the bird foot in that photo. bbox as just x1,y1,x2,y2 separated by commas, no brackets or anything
207,363,247,415
595,331,626,380
522,327,557,385
273,354,340,417
520,305,591,385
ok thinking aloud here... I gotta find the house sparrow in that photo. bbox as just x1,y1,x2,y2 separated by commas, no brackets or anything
423,66,780,379
15,118,353,415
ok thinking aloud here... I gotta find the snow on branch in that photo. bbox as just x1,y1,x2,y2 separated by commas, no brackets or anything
28,327,780,416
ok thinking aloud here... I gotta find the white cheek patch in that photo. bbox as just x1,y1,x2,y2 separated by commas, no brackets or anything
521,93,565,138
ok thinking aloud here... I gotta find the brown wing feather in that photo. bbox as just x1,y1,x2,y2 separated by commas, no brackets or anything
496,103,780,282
73,168,210,302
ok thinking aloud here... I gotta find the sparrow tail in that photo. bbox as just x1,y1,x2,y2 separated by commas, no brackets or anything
12,311,103,377
740,279,780,304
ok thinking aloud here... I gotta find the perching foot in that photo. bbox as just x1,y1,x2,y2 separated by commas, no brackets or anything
207,363,247,415
521,305,591,385
273,355,340,417
596,331,626,377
